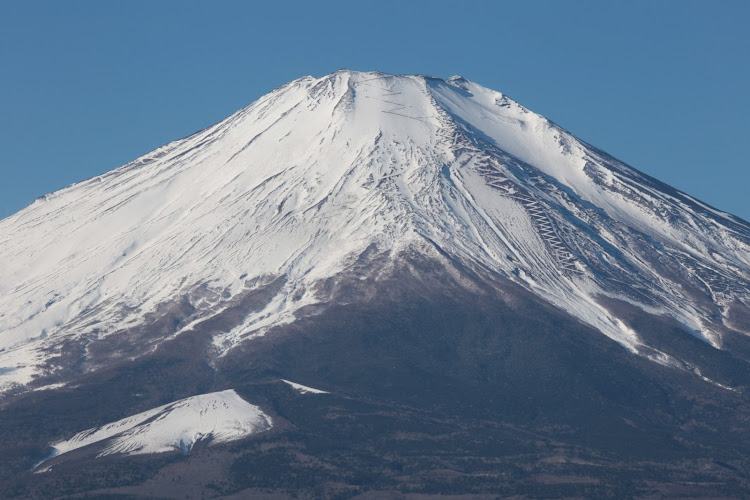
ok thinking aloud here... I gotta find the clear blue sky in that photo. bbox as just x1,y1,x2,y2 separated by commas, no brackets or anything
1,1,748,220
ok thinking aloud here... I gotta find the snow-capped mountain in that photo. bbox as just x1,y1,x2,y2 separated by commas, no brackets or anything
2,70,748,397
35,390,271,472
4,70,750,497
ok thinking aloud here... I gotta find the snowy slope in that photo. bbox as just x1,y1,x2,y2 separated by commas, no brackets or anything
1,70,749,395
282,379,329,395
36,389,271,471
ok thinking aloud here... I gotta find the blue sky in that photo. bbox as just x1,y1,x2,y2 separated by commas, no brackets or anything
1,0,748,220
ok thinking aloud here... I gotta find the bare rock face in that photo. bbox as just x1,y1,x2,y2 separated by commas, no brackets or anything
2,71,750,498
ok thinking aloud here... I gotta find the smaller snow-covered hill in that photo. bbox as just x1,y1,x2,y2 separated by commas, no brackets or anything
36,389,271,471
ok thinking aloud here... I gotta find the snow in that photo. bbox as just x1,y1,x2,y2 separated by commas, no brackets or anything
1,70,750,396
281,379,329,394
36,389,271,471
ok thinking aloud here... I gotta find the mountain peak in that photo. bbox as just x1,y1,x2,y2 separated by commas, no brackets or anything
1,71,749,396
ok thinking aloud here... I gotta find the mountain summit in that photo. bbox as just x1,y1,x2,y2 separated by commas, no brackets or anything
3,71,750,497
2,70,748,393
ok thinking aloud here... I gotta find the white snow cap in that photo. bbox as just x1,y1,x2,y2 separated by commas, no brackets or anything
2,70,749,396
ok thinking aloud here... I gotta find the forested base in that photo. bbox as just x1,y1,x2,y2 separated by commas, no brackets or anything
7,387,748,499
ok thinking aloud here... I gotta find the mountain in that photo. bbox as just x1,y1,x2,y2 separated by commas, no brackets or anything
36,389,272,471
2,70,750,498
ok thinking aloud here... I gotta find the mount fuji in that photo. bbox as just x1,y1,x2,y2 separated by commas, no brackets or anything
3,70,750,498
